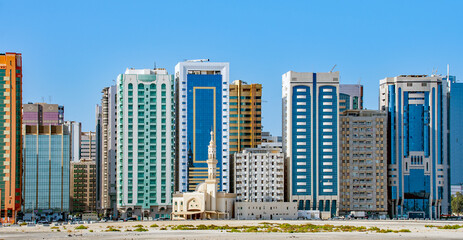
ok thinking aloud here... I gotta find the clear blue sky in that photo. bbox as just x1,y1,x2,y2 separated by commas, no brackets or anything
1,0,462,134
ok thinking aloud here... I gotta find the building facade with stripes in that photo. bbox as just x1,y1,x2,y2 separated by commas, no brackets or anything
379,75,450,219
0,53,22,223
22,124,70,221
117,68,174,219
282,71,339,218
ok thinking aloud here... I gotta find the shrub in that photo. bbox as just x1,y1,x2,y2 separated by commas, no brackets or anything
106,227,120,232
398,229,411,232
134,227,148,232
150,224,159,228
89,230,93,232
438,225,463,229
133,224,144,228
160,227,167,230
75,225,88,230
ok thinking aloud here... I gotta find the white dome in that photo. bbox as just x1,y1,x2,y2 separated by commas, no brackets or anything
195,182,207,193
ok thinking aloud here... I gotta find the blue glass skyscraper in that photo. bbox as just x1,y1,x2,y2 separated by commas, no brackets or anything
282,71,340,218
447,76,463,187
175,61,229,193
379,75,450,219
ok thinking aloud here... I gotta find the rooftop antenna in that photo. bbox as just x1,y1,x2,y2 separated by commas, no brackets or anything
432,67,438,76
447,64,450,80
330,64,337,73
153,61,156,70
447,64,451,91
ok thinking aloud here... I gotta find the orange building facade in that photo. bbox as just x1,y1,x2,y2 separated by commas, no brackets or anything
229,80,262,154
0,53,22,223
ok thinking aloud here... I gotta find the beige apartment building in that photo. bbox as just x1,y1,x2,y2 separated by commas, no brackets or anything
339,110,387,217
234,141,284,202
71,159,97,213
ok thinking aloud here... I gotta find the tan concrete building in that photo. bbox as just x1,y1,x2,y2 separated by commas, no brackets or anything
339,110,387,217
172,132,236,220
235,202,297,220
71,159,97,213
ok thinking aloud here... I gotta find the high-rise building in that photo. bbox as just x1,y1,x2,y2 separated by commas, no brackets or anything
229,80,262,154
447,76,463,187
96,85,117,217
282,71,339,218
23,103,64,125
0,53,22,223
80,131,96,160
22,125,70,221
70,159,96,213
379,75,450,219
234,141,284,202
339,110,387,217
64,121,81,162
175,61,229,192
117,68,174,219
339,84,363,112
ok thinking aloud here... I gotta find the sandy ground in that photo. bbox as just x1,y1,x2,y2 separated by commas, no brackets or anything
0,219,463,239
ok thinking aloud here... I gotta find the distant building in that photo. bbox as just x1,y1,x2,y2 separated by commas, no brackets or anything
175,61,230,192
80,131,96,160
447,76,463,187
96,85,118,218
117,68,174,219
234,141,284,202
172,132,236,220
339,84,363,112
379,74,450,219
235,202,298,220
70,159,97,213
0,52,22,223
22,124,70,221
64,121,81,162
229,80,262,154
339,110,388,217
261,131,282,143
451,184,463,197
282,71,340,218
23,102,64,125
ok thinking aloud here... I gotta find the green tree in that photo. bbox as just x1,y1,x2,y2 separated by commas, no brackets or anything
451,192,463,216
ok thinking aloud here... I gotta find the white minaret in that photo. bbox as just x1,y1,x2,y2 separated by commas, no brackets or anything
206,131,218,211
207,131,218,181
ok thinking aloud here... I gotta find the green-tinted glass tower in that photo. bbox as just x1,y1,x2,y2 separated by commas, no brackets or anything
117,68,174,219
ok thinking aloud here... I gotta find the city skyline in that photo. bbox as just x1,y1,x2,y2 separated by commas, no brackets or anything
1,1,462,134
